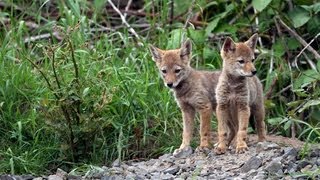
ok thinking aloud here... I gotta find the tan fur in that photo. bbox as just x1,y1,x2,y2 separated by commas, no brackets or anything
149,40,220,153
215,34,267,154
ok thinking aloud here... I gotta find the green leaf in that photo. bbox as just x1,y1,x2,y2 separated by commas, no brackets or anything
298,99,320,113
293,69,319,89
287,100,304,107
267,117,283,126
287,38,300,50
283,120,292,131
167,29,184,49
272,39,285,57
312,2,320,14
288,7,311,28
252,0,272,12
317,60,320,72
205,18,220,36
187,29,206,45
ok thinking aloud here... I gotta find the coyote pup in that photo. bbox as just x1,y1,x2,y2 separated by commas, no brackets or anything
215,34,266,154
149,40,220,157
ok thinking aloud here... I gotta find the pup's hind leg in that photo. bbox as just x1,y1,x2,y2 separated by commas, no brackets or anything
252,104,266,142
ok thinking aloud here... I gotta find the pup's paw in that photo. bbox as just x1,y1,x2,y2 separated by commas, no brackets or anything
214,146,226,155
236,143,248,153
173,146,193,158
195,146,211,155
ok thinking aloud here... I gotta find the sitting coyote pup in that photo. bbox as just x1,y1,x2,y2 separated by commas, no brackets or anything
149,40,220,157
215,34,266,154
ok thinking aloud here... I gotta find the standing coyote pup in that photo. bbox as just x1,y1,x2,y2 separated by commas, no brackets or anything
215,34,266,154
149,40,220,157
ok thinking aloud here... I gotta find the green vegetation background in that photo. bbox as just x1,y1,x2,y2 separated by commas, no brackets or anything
0,0,319,175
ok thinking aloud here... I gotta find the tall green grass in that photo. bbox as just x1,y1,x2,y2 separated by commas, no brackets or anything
0,0,319,175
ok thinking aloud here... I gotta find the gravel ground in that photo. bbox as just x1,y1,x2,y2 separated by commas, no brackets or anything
1,136,319,180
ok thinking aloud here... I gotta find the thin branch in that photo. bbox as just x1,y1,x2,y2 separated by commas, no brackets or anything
295,32,320,63
169,0,174,29
303,52,317,71
107,0,141,42
277,17,320,60
123,0,133,19
24,55,60,99
229,4,253,25
183,0,196,29
50,46,61,89
24,32,62,43
68,39,79,81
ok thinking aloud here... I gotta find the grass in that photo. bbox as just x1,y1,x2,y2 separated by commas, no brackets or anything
0,0,319,175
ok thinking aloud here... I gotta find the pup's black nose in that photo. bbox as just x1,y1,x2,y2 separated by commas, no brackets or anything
167,83,173,88
252,70,257,75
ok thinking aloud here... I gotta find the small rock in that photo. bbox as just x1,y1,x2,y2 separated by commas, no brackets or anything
66,175,81,180
297,160,310,170
33,178,43,180
240,156,262,173
252,171,266,180
164,165,180,175
112,158,121,167
173,146,193,158
174,178,184,180
160,173,174,180
159,154,171,160
48,175,63,180
282,147,298,163
285,161,298,174
265,160,282,174
256,141,280,152
56,168,67,176
300,164,313,173
310,148,320,157
101,175,124,180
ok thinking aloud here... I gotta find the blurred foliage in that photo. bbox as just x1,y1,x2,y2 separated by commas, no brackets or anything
0,0,319,174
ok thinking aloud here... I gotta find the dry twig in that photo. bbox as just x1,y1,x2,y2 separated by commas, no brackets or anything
277,17,320,60
107,0,141,42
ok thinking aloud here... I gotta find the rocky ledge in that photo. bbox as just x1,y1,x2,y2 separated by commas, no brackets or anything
1,135,319,180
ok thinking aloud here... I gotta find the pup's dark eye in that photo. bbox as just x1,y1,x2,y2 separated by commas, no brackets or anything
252,58,255,62
161,69,167,74
238,60,245,64
175,69,181,73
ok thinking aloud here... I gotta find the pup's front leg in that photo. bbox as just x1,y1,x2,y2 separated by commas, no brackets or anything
173,104,195,157
236,105,250,153
196,104,212,153
215,104,229,155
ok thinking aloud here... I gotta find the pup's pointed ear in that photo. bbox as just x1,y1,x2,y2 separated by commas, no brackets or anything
245,33,258,51
180,39,192,60
149,45,163,62
222,37,236,53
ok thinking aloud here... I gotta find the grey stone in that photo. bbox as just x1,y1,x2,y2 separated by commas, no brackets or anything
112,158,121,167
173,146,193,158
48,175,63,180
101,175,124,180
241,156,262,173
252,171,266,180
297,160,311,170
33,178,43,180
66,175,81,180
266,160,282,174
159,154,171,160
285,161,298,173
310,148,320,157
160,173,174,180
164,165,180,175
256,142,280,153
282,147,298,163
